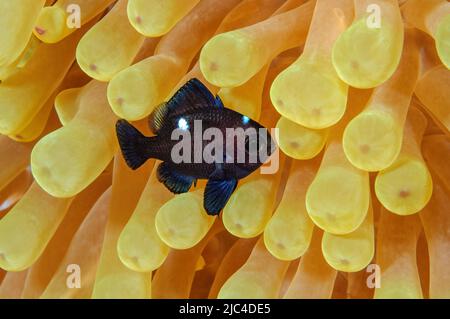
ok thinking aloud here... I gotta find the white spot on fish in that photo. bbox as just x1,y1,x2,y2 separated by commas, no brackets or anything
178,117,189,130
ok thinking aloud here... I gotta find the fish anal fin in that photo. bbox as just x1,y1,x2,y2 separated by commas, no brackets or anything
157,162,195,194
204,178,238,216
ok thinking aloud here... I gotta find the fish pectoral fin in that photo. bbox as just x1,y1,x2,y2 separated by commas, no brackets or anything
209,162,226,180
148,102,169,134
204,178,238,216
157,162,195,194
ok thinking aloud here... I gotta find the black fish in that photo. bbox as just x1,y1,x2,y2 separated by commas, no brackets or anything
116,78,276,215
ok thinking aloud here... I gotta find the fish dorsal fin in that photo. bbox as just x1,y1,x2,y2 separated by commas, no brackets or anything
148,78,222,134
169,78,217,111
214,95,224,108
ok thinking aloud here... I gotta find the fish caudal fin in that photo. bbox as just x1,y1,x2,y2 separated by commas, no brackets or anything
116,119,152,170
204,179,238,216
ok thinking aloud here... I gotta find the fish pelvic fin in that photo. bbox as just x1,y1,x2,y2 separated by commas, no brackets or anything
116,119,153,170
